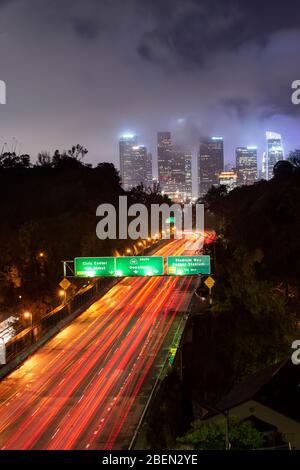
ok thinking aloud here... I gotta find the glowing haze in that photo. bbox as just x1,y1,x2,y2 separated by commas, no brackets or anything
0,0,300,172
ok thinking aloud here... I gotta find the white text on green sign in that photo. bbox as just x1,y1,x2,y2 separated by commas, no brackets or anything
167,255,210,275
75,257,115,277
115,256,164,277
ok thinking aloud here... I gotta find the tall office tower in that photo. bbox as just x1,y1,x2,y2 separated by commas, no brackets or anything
144,152,153,188
119,134,138,189
168,149,192,202
119,135,149,190
198,137,224,198
261,151,267,180
184,152,192,201
157,132,173,191
131,145,148,188
235,146,258,185
266,131,284,180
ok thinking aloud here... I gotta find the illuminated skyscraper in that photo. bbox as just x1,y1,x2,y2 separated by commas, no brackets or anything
157,132,172,191
198,137,224,197
144,152,153,188
119,134,138,189
157,132,192,202
261,151,267,180
119,135,150,190
184,152,192,201
265,132,284,180
169,149,192,202
235,146,258,185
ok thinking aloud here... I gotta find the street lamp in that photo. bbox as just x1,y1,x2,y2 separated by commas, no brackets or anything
59,289,66,304
23,311,33,344
126,248,132,254
23,311,33,326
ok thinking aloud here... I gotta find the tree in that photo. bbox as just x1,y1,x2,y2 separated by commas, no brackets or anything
199,185,228,215
273,160,294,180
36,151,51,167
67,144,88,161
51,147,85,169
176,417,264,450
0,152,31,169
288,149,300,168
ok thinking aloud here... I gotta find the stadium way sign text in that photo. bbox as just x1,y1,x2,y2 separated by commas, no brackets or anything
167,255,210,276
96,196,204,242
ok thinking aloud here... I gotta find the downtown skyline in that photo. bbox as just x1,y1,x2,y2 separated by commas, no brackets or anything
1,0,300,169
1,0,300,457
119,129,286,198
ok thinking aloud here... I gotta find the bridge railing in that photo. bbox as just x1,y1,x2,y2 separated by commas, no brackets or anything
0,277,112,372
0,239,167,375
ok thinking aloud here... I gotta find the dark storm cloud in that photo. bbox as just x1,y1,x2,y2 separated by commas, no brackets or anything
1,0,300,172
137,0,300,66
72,18,100,40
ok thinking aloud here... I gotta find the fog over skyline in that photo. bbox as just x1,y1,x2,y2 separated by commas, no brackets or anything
1,0,300,175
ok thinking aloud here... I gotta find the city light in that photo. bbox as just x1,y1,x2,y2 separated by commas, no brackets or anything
120,133,135,139
23,311,33,327
0,0,297,456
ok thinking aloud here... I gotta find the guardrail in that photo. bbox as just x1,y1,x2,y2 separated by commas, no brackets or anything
0,277,116,375
0,239,167,378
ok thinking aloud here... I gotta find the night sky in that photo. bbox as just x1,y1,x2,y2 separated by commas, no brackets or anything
1,0,300,175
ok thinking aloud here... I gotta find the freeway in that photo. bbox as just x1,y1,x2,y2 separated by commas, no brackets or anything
0,236,201,450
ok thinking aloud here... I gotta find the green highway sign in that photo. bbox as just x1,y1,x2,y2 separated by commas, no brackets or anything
75,257,115,277
167,255,211,276
115,256,164,277
73,255,210,277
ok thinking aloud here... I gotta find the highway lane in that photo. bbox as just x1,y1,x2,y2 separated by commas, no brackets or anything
0,236,200,450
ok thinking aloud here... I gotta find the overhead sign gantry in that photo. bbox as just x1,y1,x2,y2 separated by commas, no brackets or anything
73,255,210,277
